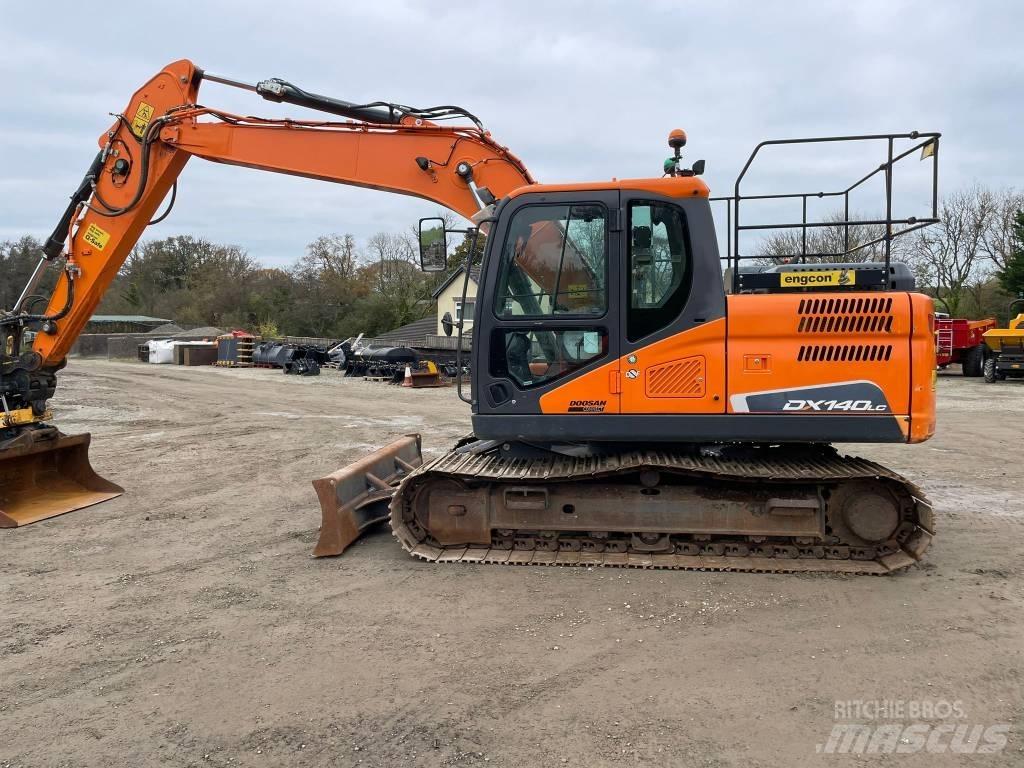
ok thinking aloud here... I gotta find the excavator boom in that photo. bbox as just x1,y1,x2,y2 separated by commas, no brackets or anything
1,58,532,527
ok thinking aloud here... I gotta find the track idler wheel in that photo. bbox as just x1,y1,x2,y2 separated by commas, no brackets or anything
827,481,904,547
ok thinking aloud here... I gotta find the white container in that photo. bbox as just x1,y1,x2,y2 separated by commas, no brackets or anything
148,340,178,364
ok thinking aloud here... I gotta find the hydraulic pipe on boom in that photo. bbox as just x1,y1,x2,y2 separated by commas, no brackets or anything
0,58,533,527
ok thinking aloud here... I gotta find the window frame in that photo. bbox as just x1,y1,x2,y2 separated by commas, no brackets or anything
454,298,476,323
491,201,611,322
625,199,695,343
488,326,610,390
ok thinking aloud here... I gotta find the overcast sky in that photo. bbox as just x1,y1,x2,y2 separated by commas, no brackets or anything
1,1,1020,268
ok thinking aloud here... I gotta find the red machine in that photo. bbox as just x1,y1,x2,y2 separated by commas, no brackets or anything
934,315,995,376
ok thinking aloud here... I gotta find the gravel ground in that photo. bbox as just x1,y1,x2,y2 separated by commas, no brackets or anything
1,360,1022,767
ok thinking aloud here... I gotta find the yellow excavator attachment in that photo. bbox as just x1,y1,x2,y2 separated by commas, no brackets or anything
311,434,423,556
0,429,123,527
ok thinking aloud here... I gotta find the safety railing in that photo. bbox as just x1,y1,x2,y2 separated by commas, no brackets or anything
712,131,940,292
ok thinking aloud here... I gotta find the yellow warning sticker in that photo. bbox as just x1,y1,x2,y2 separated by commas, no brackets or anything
130,101,155,138
83,222,111,251
780,269,855,288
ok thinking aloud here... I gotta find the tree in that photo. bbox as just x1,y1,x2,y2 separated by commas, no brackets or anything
305,233,358,278
907,187,994,317
361,230,434,326
980,188,1024,272
997,209,1024,298
287,235,364,337
101,235,262,326
0,236,58,312
756,212,898,265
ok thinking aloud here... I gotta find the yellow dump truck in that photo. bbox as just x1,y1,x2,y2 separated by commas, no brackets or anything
982,299,1024,383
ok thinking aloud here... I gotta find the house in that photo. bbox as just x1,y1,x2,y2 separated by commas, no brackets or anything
430,266,480,337
366,266,479,353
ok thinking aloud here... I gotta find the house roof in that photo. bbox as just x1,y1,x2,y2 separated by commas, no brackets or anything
89,315,173,324
430,265,481,299
374,316,438,344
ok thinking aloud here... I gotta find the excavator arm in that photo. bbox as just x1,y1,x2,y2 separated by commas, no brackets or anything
0,58,533,526
27,59,533,366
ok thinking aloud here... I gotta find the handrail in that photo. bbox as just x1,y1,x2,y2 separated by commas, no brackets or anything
714,131,941,292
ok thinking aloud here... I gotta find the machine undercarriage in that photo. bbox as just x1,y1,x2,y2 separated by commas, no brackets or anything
314,435,933,574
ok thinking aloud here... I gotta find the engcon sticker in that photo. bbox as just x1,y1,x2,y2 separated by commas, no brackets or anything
130,101,156,138
780,269,855,288
83,223,111,251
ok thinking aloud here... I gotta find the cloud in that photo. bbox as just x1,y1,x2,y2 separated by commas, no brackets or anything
1,0,1020,267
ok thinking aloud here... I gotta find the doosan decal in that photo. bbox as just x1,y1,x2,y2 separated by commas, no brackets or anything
567,399,607,413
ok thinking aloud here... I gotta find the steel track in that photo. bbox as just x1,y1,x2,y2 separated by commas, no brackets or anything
389,445,933,575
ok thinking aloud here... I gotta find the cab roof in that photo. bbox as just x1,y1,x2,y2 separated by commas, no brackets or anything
506,175,710,200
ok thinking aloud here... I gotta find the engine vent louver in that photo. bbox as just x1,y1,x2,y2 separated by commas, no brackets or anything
796,296,894,334
797,296,894,315
797,344,893,363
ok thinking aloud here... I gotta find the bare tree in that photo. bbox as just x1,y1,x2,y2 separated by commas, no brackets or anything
907,187,994,316
305,233,358,278
755,212,898,265
979,187,1024,271
366,231,418,292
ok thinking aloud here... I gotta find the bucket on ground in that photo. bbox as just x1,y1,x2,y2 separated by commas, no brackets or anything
0,429,124,527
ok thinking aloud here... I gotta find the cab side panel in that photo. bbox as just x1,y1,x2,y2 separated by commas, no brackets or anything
616,318,726,413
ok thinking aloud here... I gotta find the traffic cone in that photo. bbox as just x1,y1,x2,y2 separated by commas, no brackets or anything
402,365,413,387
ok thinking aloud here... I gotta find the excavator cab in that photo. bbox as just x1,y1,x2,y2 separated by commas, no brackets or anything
466,185,724,439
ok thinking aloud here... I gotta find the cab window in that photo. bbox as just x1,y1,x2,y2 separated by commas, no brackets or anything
490,328,607,389
494,204,607,318
627,201,693,341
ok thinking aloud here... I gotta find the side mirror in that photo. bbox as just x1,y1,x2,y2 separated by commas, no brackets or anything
691,159,706,176
418,217,448,272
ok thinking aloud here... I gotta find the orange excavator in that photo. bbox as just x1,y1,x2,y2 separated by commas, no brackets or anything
2,60,939,573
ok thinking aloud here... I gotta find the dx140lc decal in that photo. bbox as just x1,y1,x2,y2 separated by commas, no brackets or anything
730,381,891,414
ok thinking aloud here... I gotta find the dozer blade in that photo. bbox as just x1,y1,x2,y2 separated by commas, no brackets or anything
0,430,124,528
311,434,422,557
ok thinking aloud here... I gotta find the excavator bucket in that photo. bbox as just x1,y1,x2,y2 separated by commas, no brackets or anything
311,434,423,557
0,430,124,528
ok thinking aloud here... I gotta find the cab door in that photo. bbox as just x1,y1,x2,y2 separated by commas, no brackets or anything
617,194,727,414
473,190,621,417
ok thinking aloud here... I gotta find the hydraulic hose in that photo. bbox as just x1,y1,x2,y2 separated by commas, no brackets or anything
0,268,74,328
42,153,104,259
